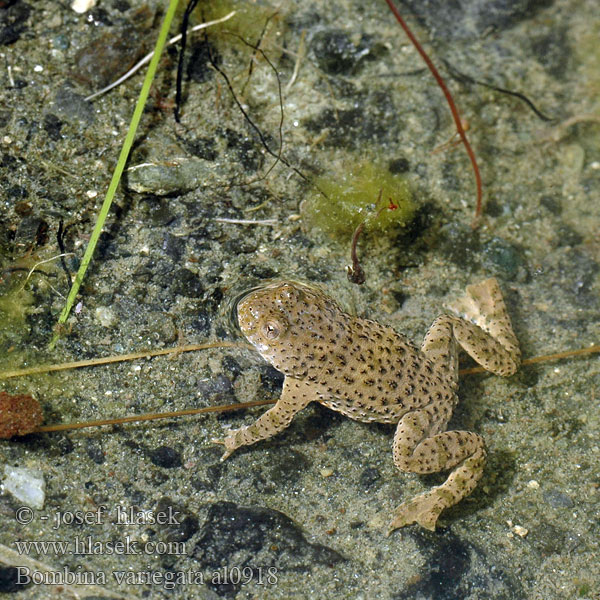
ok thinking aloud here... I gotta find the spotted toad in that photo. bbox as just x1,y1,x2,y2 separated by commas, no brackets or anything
215,278,520,532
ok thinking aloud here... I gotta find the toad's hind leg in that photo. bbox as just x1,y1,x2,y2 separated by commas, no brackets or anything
422,277,521,383
388,279,519,533
389,408,486,533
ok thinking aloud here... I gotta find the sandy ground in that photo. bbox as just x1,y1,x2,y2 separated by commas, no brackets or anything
0,0,599,598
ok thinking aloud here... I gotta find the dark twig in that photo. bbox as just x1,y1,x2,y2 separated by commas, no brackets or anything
174,0,201,123
347,221,367,285
56,220,72,293
347,191,399,285
226,31,285,180
203,28,311,185
442,60,554,122
240,11,278,97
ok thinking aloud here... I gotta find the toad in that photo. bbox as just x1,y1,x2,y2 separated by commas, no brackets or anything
214,278,520,532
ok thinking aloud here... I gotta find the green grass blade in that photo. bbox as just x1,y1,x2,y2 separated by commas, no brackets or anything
49,0,181,349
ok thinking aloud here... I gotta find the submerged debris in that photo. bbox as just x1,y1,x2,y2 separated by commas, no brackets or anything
0,392,43,438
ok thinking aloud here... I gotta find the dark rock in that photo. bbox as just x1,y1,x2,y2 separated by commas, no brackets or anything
481,236,524,279
359,466,381,490
244,264,277,280
529,521,567,555
149,445,182,469
145,199,177,227
0,2,31,46
183,136,218,161
87,6,113,27
388,157,410,174
221,356,242,380
145,312,177,344
224,128,263,172
14,216,48,249
259,365,284,394
86,438,105,465
190,461,227,493
43,113,63,141
304,91,399,149
205,287,224,312
530,27,570,78
187,39,219,83
483,197,504,218
162,232,186,262
155,497,199,543
47,434,74,457
437,222,481,268
170,268,204,297
554,248,599,307
398,0,554,41
223,237,259,255
265,449,310,486
311,30,386,76
74,22,145,89
197,375,234,401
391,289,408,308
113,0,131,11
7,185,27,200
554,224,582,248
188,308,212,336
0,566,22,592
395,528,521,599
194,502,345,594
539,195,561,214
311,30,357,74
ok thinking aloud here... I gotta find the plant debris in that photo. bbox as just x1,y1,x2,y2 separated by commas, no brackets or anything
0,392,43,438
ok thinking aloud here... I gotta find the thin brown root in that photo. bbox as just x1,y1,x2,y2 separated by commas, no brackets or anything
284,29,306,94
384,0,483,222
540,114,600,143
24,344,600,436
32,398,276,434
0,342,252,380
459,344,600,376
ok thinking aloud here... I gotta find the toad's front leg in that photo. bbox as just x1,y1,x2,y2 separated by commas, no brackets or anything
213,377,314,461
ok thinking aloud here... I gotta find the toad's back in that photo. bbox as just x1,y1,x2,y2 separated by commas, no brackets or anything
237,281,456,424
225,278,520,532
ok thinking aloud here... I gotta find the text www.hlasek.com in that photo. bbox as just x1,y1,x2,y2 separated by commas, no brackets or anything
13,536,186,556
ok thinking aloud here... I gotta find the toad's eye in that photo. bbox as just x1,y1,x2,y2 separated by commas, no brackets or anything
262,320,282,340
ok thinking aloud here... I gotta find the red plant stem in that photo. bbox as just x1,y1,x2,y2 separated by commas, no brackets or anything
383,0,483,220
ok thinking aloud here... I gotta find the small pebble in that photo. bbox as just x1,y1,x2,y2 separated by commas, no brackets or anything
95,306,115,327
127,157,212,196
2,466,46,509
320,468,334,478
506,520,529,538
149,446,182,469
513,525,529,537
71,0,97,13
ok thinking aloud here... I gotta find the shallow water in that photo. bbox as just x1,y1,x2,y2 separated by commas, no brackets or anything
0,1,599,598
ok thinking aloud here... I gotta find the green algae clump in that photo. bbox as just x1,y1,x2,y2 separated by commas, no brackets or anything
302,163,416,237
